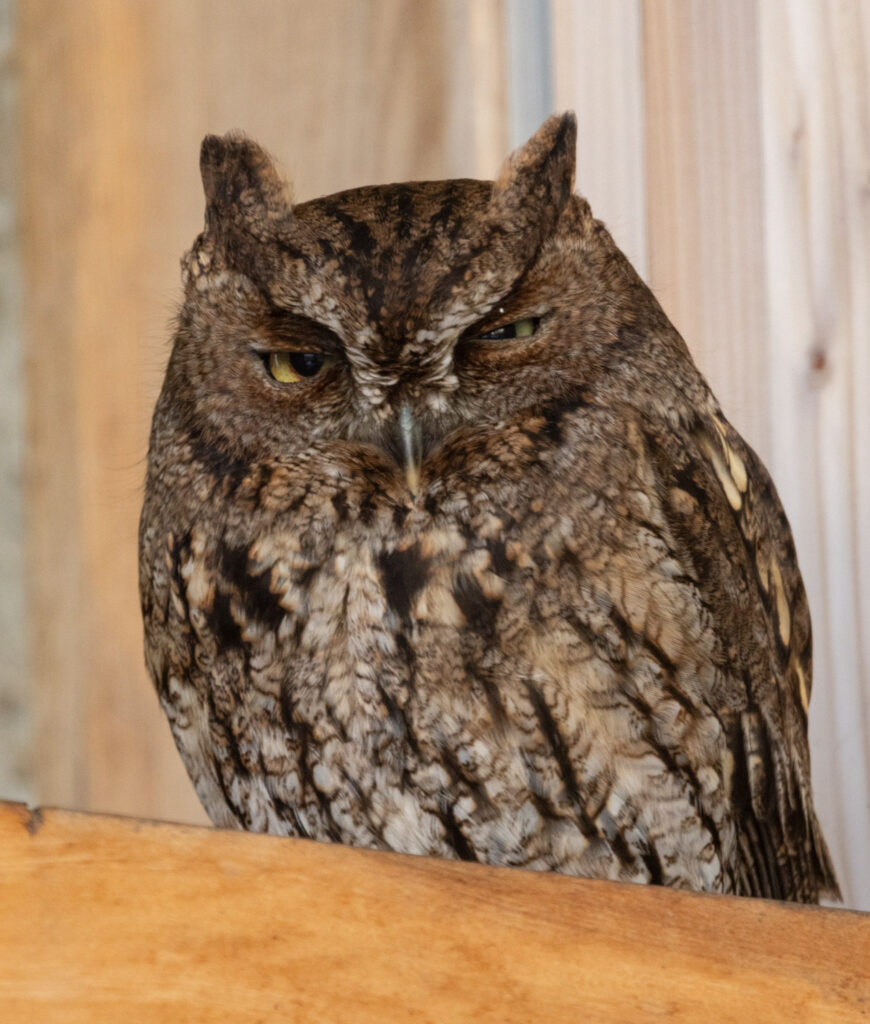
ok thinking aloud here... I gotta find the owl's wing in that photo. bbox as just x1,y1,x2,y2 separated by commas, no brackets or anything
643,407,839,902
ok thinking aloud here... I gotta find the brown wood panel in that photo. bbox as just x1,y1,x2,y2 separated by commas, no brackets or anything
642,0,770,459
1,802,868,1022
19,0,506,823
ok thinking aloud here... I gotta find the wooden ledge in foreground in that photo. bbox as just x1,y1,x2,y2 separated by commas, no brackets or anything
0,801,867,1022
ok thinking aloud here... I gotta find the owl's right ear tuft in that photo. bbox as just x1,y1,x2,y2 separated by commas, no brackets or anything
199,132,293,235
490,112,577,220
485,112,577,269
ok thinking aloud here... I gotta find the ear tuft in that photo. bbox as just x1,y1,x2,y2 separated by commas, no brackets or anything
490,111,577,222
199,133,292,235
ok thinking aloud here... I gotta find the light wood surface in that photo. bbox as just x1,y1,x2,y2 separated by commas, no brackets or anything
551,0,647,276
1,801,868,1022
641,0,770,457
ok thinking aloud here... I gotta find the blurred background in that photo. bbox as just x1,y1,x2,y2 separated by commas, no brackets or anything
1,0,867,910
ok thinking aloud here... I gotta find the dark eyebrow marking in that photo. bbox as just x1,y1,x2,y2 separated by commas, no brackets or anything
455,266,544,343
261,306,343,353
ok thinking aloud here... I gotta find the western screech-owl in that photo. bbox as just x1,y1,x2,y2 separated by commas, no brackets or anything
139,113,838,902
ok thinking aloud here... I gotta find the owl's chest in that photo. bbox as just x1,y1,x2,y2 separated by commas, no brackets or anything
158,494,554,743
235,503,584,684
157,470,690,760
148,485,730,885
178,498,615,781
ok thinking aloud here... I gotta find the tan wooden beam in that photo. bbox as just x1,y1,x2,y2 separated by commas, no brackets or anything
1,802,867,1022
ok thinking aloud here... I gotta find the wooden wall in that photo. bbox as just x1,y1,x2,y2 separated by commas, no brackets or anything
0,0,27,803
552,0,870,911
18,0,507,828
14,0,870,910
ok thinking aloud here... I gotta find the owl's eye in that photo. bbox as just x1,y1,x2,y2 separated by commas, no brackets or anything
475,317,540,342
267,351,329,383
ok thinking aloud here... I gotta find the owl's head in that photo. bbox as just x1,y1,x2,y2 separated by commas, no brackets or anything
163,112,684,496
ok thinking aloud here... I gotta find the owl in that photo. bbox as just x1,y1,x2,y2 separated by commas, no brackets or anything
139,112,839,903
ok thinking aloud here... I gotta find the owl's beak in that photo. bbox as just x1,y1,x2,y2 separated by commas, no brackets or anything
398,404,423,496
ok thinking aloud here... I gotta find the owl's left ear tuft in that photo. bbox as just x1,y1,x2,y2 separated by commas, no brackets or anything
199,132,293,236
490,111,577,223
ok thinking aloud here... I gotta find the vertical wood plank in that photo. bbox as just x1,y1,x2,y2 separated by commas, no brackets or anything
19,0,508,822
555,0,870,911
759,0,870,912
20,0,204,820
642,0,769,459
505,0,553,148
445,0,509,179
551,0,647,276
0,0,29,802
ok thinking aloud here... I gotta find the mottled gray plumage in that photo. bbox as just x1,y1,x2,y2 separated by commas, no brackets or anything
140,113,838,902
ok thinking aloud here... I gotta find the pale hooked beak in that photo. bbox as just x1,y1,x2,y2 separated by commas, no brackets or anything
398,404,423,495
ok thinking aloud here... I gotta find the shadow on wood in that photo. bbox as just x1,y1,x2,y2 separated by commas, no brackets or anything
0,800,867,1021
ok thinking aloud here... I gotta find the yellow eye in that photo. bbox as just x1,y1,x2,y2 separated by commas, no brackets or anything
267,351,328,383
476,317,540,342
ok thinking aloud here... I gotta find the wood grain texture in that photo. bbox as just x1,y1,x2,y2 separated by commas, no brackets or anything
445,0,508,178
642,0,770,458
759,0,870,916
1,802,868,1022
623,0,866,910
551,0,647,276
18,0,508,824
20,0,205,822
0,0,29,803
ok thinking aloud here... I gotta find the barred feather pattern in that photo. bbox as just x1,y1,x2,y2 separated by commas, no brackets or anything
140,113,838,902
